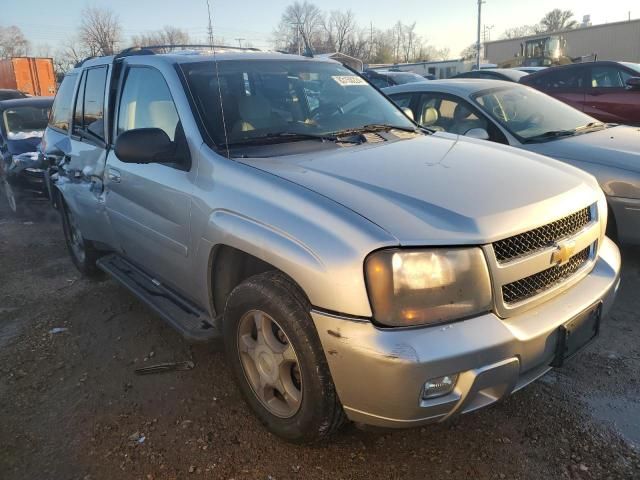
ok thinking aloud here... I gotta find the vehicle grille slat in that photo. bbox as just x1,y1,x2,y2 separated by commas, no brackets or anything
501,247,590,305
493,208,592,263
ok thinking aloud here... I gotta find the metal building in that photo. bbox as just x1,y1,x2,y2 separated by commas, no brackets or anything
484,18,640,67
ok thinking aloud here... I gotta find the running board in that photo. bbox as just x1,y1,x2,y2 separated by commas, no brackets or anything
97,254,220,342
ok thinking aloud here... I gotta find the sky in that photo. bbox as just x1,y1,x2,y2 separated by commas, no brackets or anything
3,0,639,58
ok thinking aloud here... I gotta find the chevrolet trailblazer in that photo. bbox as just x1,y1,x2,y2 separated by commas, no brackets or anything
42,47,620,443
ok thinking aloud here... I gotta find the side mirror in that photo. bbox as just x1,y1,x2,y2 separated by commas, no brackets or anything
465,128,490,140
402,107,414,121
114,128,175,164
625,77,640,90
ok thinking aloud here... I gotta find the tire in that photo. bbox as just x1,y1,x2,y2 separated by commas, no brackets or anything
2,179,23,217
61,200,103,278
223,271,345,443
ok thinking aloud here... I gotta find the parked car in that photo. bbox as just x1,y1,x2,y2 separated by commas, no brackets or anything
44,50,620,443
452,68,528,82
0,97,53,214
384,79,640,244
422,73,437,80
0,89,27,101
362,69,428,88
521,61,640,125
516,66,547,74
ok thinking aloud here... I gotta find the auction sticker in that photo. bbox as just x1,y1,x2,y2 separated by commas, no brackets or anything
332,75,367,86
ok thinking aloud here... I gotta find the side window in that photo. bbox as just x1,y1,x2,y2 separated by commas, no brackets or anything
72,66,108,140
418,94,490,136
368,76,389,89
590,66,625,88
389,93,413,109
535,68,585,89
49,74,77,132
117,67,180,142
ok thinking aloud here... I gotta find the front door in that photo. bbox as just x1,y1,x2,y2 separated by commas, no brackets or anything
104,65,194,290
584,64,639,123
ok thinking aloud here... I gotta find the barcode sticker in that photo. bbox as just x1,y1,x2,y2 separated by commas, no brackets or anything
331,76,367,86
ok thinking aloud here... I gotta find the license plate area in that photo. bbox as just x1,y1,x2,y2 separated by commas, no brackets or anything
551,302,601,367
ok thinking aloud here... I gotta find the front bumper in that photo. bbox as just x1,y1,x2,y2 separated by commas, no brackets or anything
312,237,621,428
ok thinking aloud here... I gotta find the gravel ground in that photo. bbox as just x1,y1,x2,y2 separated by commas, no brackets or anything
0,200,639,480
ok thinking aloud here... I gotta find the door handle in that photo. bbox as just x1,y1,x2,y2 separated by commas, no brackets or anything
107,168,121,183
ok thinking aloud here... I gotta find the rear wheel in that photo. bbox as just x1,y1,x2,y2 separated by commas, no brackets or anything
61,200,103,278
223,271,345,443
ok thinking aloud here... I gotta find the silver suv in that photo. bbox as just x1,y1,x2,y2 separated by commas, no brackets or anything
43,48,621,443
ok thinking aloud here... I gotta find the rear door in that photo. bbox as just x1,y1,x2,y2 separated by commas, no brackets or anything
104,64,194,289
526,66,587,111
584,64,639,123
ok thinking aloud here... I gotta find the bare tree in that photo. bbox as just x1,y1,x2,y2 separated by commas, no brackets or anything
79,6,122,56
274,1,324,53
460,43,478,60
539,9,577,32
325,10,356,52
131,26,191,51
502,24,540,39
0,25,30,58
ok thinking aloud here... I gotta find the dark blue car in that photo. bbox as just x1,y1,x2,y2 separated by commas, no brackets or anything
0,97,53,215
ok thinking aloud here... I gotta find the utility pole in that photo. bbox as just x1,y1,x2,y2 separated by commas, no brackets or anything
206,0,214,47
235,37,245,48
476,0,485,70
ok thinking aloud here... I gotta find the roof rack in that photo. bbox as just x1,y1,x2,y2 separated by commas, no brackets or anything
119,44,262,55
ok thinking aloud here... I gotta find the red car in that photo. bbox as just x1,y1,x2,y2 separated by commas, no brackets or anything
521,61,640,125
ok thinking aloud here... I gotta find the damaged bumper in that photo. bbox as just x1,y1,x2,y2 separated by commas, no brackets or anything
312,237,621,428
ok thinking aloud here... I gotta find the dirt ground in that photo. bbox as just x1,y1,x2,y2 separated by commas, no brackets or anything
1,200,639,480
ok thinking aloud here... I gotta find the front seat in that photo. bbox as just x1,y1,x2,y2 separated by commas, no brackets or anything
420,106,444,131
233,95,277,133
449,103,487,135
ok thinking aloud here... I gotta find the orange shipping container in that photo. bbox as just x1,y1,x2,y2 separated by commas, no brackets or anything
0,57,57,96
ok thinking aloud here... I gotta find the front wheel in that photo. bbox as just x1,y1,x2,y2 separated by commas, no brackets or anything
61,200,103,278
223,271,345,443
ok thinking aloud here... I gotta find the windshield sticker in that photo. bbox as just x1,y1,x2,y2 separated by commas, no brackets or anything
331,75,367,86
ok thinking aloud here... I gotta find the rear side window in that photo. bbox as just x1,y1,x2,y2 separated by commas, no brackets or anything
49,74,77,132
590,66,626,88
117,67,179,141
72,66,108,140
530,68,585,90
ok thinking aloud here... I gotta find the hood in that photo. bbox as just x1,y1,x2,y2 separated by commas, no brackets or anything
521,125,640,173
7,137,42,155
239,134,600,245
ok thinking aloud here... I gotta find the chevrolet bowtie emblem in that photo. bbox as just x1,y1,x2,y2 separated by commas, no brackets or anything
551,239,576,266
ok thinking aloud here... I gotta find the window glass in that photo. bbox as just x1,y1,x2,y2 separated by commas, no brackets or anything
590,66,625,88
533,68,584,89
83,67,107,138
389,93,413,109
182,60,414,147
474,85,596,141
392,73,426,85
417,94,487,135
369,76,390,88
118,67,179,141
72,73,86,134
49,74,77,132
3,105,51,140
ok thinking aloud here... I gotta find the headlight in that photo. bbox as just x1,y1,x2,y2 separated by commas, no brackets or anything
365,248,492,327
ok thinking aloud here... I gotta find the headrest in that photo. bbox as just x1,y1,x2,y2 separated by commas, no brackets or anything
453,103,473,121
421,106,439,126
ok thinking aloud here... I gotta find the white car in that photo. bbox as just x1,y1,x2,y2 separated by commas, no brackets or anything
385,79,640,244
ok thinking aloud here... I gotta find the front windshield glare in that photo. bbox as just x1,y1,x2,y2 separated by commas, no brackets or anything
473,86,597,141
182,60,414,146
3,106,50,140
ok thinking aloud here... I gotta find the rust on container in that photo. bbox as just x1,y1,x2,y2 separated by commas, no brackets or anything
0,57,57,96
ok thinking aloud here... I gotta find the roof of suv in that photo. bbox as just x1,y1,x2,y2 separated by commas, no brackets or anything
75,50,339,72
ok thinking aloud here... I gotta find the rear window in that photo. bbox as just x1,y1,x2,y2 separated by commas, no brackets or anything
49,74,77,132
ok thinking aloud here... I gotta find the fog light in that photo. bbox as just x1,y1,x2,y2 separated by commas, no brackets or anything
422,374,458,399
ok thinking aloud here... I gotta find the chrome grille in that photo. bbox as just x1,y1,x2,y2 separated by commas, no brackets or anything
502,247,591,305
493,208,592,263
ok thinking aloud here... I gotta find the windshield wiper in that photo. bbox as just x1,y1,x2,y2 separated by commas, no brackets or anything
523,129,577,143
575,121,606,132
220,131,343,148
330,123,420,137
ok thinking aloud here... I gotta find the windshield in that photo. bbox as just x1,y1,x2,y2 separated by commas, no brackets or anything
472,85,598,141
621,62,640,75
392,73,426,85
2,105,50,140
182,60,414,146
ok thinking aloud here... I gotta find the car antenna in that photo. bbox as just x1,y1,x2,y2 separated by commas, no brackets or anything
207,0,231,158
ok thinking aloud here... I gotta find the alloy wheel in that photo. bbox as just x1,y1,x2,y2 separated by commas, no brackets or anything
237,309,303,418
